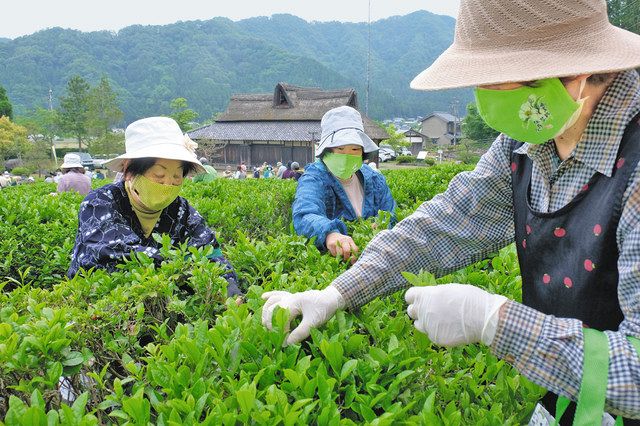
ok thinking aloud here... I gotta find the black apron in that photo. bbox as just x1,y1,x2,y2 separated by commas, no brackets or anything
511,114,640,425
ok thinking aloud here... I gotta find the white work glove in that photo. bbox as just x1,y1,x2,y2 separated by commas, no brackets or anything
405,284,508,347
261,286,346,345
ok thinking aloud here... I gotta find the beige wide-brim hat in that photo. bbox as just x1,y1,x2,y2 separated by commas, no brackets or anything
411,0,640,91
105,117,205,174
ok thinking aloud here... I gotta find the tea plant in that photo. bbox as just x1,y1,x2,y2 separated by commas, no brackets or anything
0,166,544,424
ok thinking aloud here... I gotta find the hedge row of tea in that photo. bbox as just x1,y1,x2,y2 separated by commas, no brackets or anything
0,165,545,425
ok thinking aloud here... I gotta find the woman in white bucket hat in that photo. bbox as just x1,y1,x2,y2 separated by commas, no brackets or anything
264,1,640,423
56,153,92,195
291,106,396,262
68,117,241,297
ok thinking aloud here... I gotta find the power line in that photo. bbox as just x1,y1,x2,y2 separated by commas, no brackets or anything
365,0,371,115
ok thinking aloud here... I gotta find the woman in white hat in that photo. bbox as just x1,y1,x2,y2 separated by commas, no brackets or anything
57,153,92,195
67,116,241,297
292,105,396,262
264,0,640,422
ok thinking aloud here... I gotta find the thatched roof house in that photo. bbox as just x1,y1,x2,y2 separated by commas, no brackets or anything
189,83,388,167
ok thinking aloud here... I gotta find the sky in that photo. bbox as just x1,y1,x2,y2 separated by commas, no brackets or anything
1,0,460,39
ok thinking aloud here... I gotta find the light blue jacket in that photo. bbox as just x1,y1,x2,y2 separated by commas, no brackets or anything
292,161,396,249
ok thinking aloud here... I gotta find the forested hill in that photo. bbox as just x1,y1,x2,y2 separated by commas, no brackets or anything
0,11,472,122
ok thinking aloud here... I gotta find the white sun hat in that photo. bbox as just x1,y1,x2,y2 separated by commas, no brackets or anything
104,117,205,174
61,153,83,169
316,106,379,157
410,0,640,90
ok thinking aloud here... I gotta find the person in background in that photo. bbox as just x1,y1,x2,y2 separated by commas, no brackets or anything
291,105,396,262
192,157,218,183
263,164,273,178
262,0,640,423
291,162,303,181
222,165,233,178
57,153,92,195
252,166,261,179
281,162,295,179
67,116,242,298
0,171,10,188
94,170,105,180
276,161,287,178
233,165,246,179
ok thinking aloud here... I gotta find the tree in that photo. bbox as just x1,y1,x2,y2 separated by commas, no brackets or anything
381,124,410,153
16,107,59,146
0,85,13,120
0,117,29,160
87,76,124,138
58,75,90,150
88,132,125,156
461,103,498,145
607,0,640,34
169,98,199,131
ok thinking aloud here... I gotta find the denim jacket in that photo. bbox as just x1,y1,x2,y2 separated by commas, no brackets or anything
292,161,396,249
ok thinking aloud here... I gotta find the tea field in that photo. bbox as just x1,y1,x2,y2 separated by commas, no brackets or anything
0,165,545,425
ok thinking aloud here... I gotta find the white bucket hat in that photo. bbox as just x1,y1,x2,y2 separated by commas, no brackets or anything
104,117,205,174
410,0,640,90
316,106,379,157
61,153,83,169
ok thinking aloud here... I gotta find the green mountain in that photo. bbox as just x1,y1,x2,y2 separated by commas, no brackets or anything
0,11,472,122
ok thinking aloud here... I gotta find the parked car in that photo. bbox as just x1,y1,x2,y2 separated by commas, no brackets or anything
68,152,95,170
378,147,397,162
397,147,413,156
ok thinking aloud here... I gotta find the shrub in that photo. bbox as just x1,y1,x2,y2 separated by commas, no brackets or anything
396,155,414,164
9,166,31,176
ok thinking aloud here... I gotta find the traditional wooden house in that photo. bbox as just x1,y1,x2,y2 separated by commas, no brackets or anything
188,83,388,166
420,112,462,146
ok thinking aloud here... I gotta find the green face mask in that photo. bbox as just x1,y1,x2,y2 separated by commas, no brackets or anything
322,153,362,180
130,174,181,211
474,78,585,144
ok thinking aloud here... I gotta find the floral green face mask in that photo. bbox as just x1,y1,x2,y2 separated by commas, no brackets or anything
322,152,362,180
474,77,586,144
130,174,181,211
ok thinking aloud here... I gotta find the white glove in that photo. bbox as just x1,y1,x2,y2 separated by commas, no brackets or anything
405,284,508,347
261,286,346,345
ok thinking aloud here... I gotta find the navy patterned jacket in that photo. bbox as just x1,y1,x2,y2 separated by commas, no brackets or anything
67,181,240,295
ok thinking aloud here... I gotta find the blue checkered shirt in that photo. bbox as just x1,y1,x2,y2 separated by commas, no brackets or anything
332,70,640,417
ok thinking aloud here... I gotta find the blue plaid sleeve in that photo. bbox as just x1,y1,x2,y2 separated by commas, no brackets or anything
332,135,516,307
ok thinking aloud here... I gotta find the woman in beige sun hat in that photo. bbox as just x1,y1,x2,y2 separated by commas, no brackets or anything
68,116,242,298
262,1,640,423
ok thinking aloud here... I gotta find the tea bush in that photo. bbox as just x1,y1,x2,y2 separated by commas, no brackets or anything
0,165,544,424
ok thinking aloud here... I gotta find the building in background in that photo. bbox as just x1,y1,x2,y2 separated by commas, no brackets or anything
402,129,428,155
420,112,462,147
188,83,388,167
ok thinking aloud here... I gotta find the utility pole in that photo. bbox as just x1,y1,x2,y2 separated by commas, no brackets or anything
48,86,58,166
365,0,371,115
450,97,460,145
309,130,318,159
